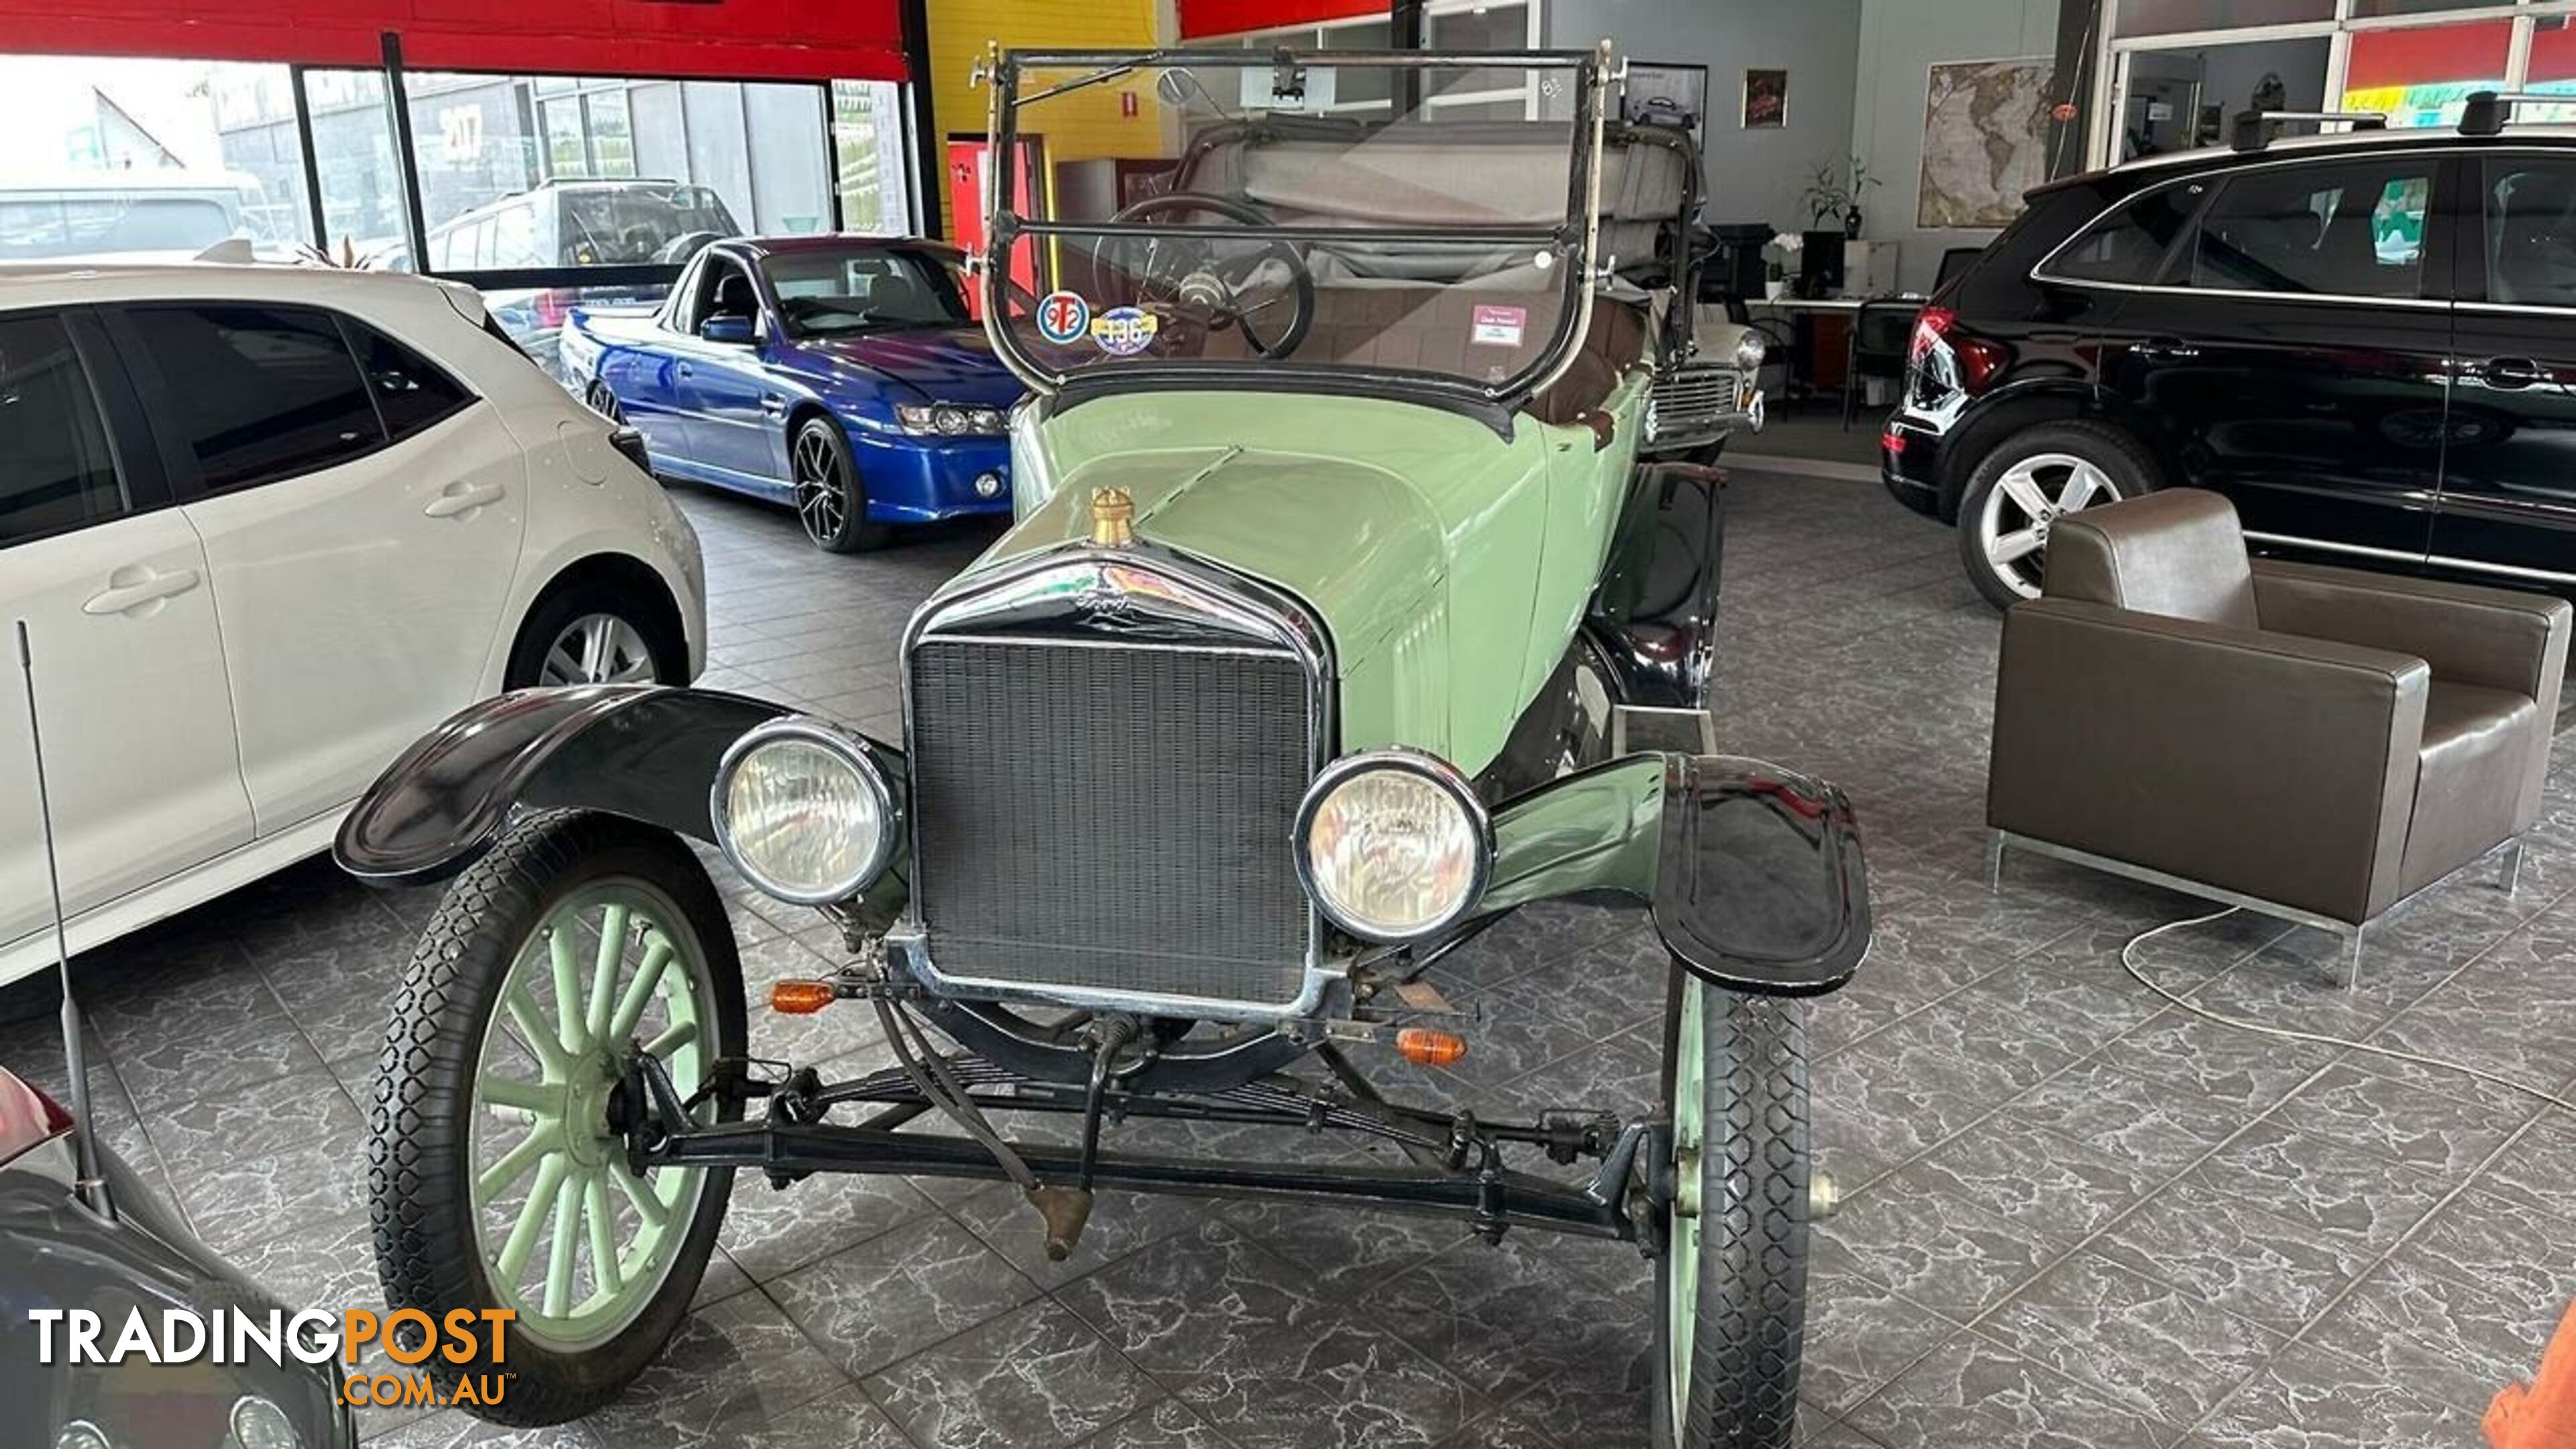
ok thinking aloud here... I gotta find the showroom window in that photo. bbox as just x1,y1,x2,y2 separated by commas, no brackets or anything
0,314,125,547
1204,1,1544,118
2188,158,2434,297
2044,185,2201,283
2483,157,2576,307
343,319,476,439
121,305,384,491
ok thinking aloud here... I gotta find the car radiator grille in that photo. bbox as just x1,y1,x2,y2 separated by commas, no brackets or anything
908,637,1314,1009
1654,364,1739,435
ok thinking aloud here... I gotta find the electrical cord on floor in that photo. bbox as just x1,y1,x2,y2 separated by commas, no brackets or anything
2122,905,2576,1115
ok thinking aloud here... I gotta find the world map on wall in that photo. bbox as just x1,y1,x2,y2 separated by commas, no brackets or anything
1918,58,2053,229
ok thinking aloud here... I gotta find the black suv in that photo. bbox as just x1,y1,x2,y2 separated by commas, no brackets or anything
1884,100,2576,609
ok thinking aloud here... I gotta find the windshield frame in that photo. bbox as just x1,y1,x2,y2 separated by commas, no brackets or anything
979,45,1611,414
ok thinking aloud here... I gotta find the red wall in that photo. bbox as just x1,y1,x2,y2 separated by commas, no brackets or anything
1177,0,1382,40
0,0,906,80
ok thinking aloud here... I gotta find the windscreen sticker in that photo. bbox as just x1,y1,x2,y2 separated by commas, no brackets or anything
1035,290,1091,345
1091,305,1161,357
1471,304,1527,348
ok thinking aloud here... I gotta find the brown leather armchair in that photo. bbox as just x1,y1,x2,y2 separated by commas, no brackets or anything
1987,489,2569,975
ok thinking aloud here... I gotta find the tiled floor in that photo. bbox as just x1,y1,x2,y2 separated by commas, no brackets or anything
7,468,2575,1448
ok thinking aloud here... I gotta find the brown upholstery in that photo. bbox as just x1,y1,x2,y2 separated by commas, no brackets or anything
1197,285,1644,423
2043,488,2259,628
1992,488,2570,926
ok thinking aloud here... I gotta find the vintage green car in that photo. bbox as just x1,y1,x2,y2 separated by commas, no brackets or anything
335,44,1866,1449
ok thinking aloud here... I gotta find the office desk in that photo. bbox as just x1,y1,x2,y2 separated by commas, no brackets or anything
1746,296,1925,398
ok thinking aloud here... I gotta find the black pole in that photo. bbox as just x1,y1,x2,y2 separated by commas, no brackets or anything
823,85,848,233
381,32,434,272
1392,0,1426,116
288,65,329,254
898,0,942,239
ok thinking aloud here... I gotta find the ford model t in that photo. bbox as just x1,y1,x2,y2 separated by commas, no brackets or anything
337,44,1866,1449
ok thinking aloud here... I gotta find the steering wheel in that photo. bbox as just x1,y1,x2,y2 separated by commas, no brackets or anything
1096,192,1316,360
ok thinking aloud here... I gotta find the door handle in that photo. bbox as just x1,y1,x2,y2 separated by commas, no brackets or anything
2131,338,2202,362
675,362,695,380
83,565,201,616
2475,356,2544,390
760,392,788,419
423,480,507,519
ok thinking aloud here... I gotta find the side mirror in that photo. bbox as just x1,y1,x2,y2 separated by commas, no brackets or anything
699,314,756,345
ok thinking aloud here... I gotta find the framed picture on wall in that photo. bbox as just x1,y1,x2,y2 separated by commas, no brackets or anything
1743,68,1788,129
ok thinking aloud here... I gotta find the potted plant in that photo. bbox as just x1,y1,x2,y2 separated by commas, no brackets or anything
1802,156,1882,239
1766,231,1799,299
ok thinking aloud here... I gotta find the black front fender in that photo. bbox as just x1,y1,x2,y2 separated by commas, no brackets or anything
334,686,808,884
1475,753,1870,997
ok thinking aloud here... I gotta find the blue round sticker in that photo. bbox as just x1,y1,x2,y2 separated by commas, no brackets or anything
1035,290,1091,345
1090,305,1161,358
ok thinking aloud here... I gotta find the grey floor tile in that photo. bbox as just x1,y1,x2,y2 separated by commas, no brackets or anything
143,1065,366,1253
765,1214,1042,1379
2190,1344,2479,1448
2302,1249,2559,1418
2090,1181,2376,1334
2180,1120,2449,1251
718,1162,933,1285
1896,1107,2167,1248
1363,1230,1648,1399
1840,1334,2191,1448
1082,1399,1243,1449
1996,1057,2251,1178
577,1291,853,1449
1817,1175,2065,1320
866,1298,1159,1449
1970,1251,2282,1428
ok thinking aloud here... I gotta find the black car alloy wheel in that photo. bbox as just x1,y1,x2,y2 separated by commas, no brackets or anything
792,416,890,553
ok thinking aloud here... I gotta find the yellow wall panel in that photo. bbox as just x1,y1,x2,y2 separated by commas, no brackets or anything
926,0,1169,233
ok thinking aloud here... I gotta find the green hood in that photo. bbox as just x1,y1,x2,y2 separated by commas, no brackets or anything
943,390,1572,770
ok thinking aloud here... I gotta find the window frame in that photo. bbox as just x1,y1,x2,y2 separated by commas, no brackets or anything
0,306,171,553
2030,146,2465,308
333,313,480,443
2457,146,2576,309
104,299,476,503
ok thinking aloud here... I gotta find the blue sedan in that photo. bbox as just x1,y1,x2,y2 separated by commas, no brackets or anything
561,236,1021,551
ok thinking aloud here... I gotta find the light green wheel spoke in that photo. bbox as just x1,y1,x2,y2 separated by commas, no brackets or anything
585,1171,623,1298
504,985,572,1076
547,926,587,1056
641,1019,697,1059
608,937,674,1044
479,1073,556,1117
498,1154,572,1284
476,1124,555,1204
472,877,716,1354
612,1163,669,1233
586,904,630,1046
543,1169,583,1318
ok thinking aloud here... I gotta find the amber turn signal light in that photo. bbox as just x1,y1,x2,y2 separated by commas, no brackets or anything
769,981,836,1014
1395,1027,1467,1067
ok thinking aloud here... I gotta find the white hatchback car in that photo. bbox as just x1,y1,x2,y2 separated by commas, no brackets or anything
0,262,707,987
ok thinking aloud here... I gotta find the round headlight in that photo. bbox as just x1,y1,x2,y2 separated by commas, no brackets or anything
229,1396,302,1449
1295,751,1491,943
1733,330,1768,372
969,407,1006,433
54,1424,111,1449
712,719,897,905
934,406,970,435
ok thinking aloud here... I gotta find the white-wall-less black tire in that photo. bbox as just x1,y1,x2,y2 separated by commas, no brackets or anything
506,582,685,690
368,812,746,1426
792,415,890,553
1954,421,2161,610
1652,973,1810,1449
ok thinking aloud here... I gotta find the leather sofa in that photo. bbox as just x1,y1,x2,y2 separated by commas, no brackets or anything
1988,489,2569,972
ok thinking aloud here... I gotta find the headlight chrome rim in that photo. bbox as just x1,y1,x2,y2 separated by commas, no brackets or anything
710,716,900,906
1733,331,1768,372
1293,749,1493,944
